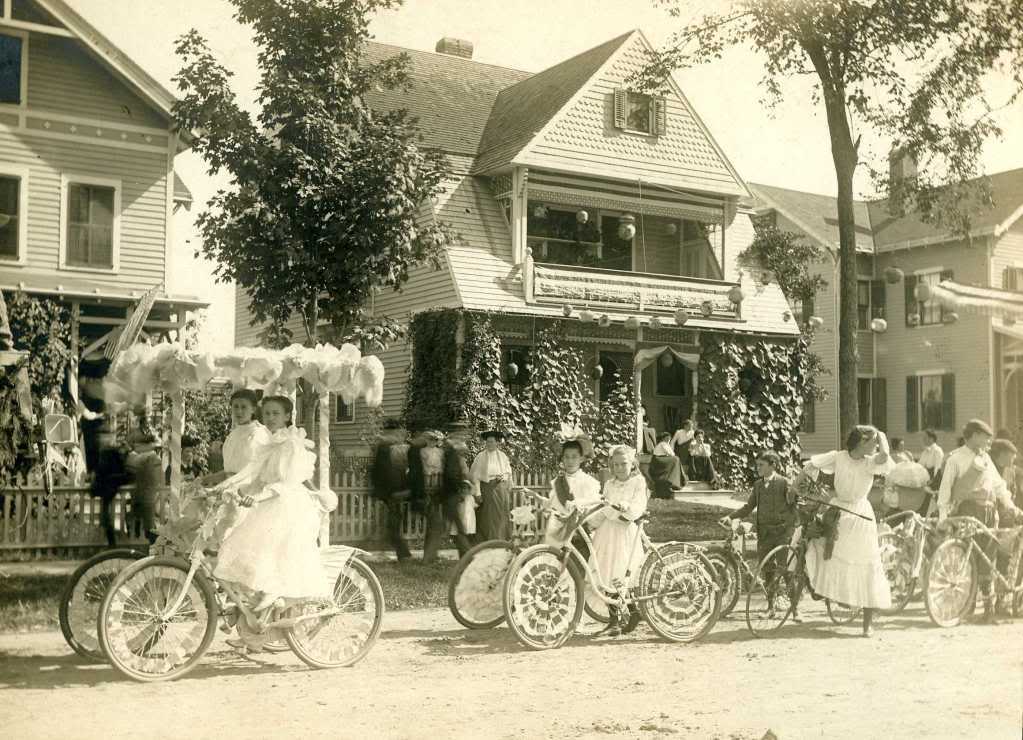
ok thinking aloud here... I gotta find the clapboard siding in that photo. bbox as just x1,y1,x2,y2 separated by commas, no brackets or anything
26,34,167,128
0,128,168,292
874,242,992,452
522,34,745,197
992,222,1023,287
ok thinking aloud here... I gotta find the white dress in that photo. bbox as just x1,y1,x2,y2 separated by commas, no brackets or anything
804,450,894,609
544,469,602,546
213,426,330,599
591,475,648,589
218,421,272,536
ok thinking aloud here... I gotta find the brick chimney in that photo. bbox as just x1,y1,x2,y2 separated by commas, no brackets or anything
888,146,918,215
435,37,474,59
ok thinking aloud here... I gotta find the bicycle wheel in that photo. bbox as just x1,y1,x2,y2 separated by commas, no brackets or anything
59,548,146,661
285,557,384,669
503,545,584,650
746,545,797,637
637,543,720,643
924,537,978,628
826,599,861,624
878,532,914,614
98,557,219,682
704,547,741,617
448,540,514,629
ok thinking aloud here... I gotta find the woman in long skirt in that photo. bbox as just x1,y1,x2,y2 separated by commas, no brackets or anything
797,425,894,637
471,430,513,541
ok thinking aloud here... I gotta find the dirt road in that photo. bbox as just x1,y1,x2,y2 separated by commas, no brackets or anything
1,602,1020,740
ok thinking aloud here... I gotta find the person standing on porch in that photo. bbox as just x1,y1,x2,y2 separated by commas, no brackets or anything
471,430,513,542
368,418,413,562
796,425,894,637
670,420,695,478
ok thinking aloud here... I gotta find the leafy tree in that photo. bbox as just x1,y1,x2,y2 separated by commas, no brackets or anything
172,0,452,422
742,226,827,310
639,0,1023,435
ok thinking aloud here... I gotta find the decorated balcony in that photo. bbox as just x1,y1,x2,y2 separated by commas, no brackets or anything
523,250,740,319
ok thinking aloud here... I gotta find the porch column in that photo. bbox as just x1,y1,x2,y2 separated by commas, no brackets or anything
317,392,331,549
634,365,643,451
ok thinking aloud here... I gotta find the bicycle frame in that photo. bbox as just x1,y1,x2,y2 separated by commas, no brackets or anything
942,516,1023,597
883,511,935,581
548,502,700,607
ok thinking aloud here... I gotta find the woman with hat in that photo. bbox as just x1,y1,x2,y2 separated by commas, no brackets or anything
471,430,513,541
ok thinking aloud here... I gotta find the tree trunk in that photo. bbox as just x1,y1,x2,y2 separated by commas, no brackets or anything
821,87,860,442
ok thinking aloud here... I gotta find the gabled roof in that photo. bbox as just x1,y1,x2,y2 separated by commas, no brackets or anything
867,167,1023,249
41,1,178,125
363,42,530,157
748,182,875,253
751,167,1023,253
471,31,633,174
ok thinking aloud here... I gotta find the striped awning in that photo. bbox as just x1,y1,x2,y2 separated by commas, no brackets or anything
931,280,1023,319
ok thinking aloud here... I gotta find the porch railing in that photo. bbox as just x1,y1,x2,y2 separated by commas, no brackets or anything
524,256,739,318
0,462,554,560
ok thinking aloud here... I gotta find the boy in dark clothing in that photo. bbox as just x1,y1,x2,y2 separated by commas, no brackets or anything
127,430,163,545
90,427,131,547
368,418,413,562
721,450,800,619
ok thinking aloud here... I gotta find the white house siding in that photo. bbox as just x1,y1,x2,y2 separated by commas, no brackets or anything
27,34,167,128
0,128,169,293
519,34,746,198
992,221,1023,288
874,240,993,453
796,253,840,456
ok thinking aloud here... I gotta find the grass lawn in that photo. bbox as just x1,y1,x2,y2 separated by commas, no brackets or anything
0,499,731,633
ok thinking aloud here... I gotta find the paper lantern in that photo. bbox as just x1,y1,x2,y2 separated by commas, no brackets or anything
808,315,824,330
659,352,674,368
674,309,689,326
782,310,792,322
597,314,612,328
870,318,888,333
591,364,604,379
700,301,714,317
506,362,519,379
532,204,548,219
942,312,959,324
649,316,664,329
578,309,596,323
884,266,904,284
728,286,746,304
562,304,574,317
617,214,637,241
907,313,920,327
914,282,931,302
624,316,640,330
761,271,774,285
665,222,678,236
575,209,589,224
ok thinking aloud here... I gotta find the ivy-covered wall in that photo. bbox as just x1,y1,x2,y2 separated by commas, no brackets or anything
696,332,819,491
402,309,460,433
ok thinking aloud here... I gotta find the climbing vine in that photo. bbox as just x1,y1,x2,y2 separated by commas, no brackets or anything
4,290,73,416
402,310,460,432
0,362,37,487
696,332,821,491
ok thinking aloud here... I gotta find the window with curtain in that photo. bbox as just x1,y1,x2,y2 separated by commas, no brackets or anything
905,270,953,326
0,174,21,259
334,394,354,423
66,183,115,268
906,373,955,431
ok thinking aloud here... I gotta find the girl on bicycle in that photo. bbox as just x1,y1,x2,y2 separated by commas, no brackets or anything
796,425,894,637
544,433,601,549
592,445,647,636
212,395,338,612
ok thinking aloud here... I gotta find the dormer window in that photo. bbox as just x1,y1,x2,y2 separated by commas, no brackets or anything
613,89,666,136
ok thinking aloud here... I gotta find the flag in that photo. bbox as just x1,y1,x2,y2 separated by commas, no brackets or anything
105,283,163,361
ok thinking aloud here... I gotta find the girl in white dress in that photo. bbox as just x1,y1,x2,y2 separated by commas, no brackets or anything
591,445,648,636
798,425,894,637
212,396,337,611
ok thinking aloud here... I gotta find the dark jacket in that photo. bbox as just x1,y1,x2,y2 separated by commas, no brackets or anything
407,440,428,510
442,441,473,501
90,446,131,501
369,441,409,501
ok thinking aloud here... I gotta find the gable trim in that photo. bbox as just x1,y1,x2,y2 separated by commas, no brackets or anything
994,202,1023,238
513,30,639,169
36,0,182,132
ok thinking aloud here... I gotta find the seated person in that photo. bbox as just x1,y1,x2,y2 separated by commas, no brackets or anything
689,430,722,487
647,432,687,499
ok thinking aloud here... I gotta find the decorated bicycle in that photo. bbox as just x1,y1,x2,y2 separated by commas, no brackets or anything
60,340,386,680
705,518,757,618
501,493,721,649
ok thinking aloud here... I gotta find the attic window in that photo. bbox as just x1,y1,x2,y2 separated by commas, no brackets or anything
614,89,665,136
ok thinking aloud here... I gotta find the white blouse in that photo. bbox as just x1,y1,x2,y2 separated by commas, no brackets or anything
470,449,512,494
808,450,894,503
222,421,272,474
